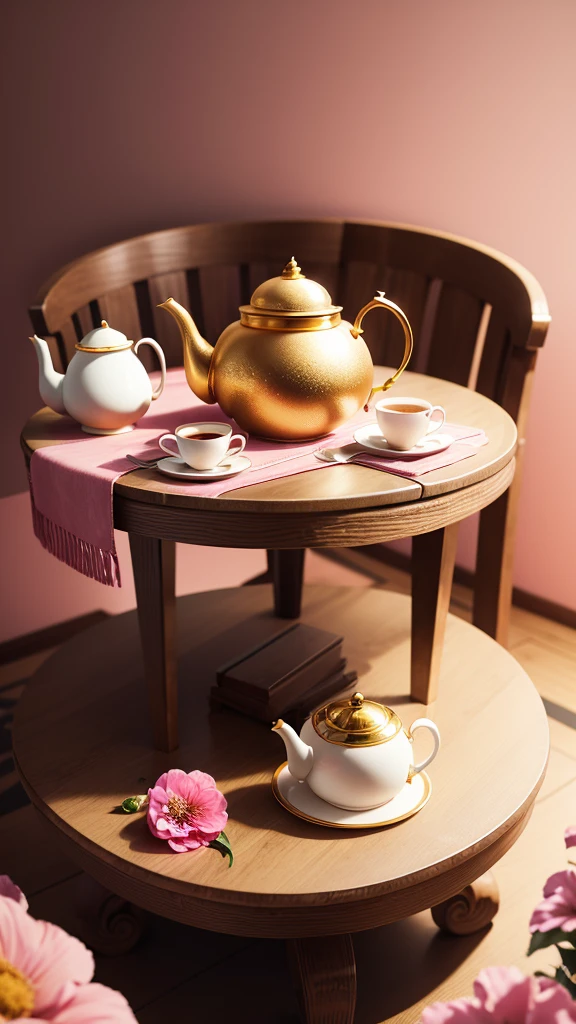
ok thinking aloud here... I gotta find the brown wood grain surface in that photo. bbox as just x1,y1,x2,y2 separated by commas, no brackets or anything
13,585,549,938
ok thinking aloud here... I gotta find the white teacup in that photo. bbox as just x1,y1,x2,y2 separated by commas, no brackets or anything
375,397,446,451
158,422,246,471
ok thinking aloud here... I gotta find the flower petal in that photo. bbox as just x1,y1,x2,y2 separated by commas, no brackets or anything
421,997,480,1022
168,836,203,852
543,869,576,899
565,826,576,850
531,975,576,1023
0,898,94,1014
0,875,28,909
45,980,137,1023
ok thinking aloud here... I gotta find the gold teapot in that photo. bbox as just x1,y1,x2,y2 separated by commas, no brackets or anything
159,258,413,441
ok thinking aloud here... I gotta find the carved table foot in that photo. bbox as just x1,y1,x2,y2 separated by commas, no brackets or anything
75,876,147,955
431,871,500,935
287,934,356,1024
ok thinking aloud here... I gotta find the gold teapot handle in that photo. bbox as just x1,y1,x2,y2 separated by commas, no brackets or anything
351,291,414,410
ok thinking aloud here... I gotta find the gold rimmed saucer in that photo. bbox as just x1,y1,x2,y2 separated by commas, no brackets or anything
271,762,431,829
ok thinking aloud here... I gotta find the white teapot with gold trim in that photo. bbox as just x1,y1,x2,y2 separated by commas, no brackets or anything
272,692,440,811
30,321,166,435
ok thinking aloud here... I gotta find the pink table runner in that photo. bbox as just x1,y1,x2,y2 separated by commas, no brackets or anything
29,368,486,587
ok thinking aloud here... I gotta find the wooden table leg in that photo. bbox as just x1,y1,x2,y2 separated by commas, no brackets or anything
474,485,516,646
129,534,177,752
287,934,356,1024
411,524,459,704
270,549,306,618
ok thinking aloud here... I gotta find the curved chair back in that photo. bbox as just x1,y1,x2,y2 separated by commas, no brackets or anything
29,220,549,431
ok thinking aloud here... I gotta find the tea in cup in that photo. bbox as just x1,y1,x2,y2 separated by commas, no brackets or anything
158,422,246,470
375,397,446,450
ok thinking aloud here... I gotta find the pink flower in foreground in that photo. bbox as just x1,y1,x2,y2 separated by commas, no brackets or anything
0,874,28,910
0,877,136,1022
565,827,576,850
147,768,228,853
421,965,576,1023
529,868,576,934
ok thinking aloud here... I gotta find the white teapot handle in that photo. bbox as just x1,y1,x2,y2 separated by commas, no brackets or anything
407,718,441,776
134,338,167,400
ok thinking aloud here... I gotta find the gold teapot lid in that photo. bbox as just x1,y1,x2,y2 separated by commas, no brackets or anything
239,258,342,331
312,692,402,747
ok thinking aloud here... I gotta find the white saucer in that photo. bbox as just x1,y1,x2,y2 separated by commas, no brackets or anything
272,762,431,829
156,454,252,481
353,423,454,458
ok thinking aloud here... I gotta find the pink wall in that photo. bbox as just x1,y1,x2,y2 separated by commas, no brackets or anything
2,0,575,641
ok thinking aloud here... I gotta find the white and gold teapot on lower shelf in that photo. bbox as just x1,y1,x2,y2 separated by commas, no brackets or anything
272,692,440,811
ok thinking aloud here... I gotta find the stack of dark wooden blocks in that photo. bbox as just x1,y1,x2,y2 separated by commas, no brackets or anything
212,622,357,724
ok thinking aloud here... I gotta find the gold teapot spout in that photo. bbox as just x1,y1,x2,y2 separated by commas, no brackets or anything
157,297,215,404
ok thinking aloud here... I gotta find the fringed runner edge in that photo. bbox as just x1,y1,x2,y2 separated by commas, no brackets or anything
29,482,121,588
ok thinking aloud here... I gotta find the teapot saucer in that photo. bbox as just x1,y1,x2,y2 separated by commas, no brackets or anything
156,454,251,481
272,762,431,829
353,423,453,458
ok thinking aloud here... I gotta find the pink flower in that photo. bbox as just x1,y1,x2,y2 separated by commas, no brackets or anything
0,876,136,1022
147,768,228,853
565,827,576,850
421,966,576,1023
0,874,28,910
529,869,576,934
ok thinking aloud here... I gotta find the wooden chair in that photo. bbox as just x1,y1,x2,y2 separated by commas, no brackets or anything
28,220,550,682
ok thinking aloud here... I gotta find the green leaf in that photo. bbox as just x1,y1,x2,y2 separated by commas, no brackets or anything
209,830,234,868
554,965,576,998
528,928,569,955
559,945,576,974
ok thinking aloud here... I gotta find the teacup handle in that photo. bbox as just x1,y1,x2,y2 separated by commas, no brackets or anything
158,433,180,457
426,405,446,434
220,433,246,463
406,718,441,779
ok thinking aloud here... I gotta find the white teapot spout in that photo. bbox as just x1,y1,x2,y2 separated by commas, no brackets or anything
272,720,314,782
30,335,66,414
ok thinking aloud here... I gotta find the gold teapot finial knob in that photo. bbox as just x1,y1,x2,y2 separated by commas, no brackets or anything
350,692,364,708
282,257,305,280
100,320,109,329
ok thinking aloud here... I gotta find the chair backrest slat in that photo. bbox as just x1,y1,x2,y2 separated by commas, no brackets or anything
426,284,485,386
185,268,207,340
88,300,102,329
198,264,241,346
147,271,190,367
339,259,432,369
476,308,511,404
75,305,96,338
134,279,156,339
98,284,142,343
239,263,252,306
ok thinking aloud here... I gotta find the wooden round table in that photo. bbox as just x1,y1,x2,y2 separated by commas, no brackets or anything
19,368,545,1023
21,368,518,751
14,586,548,1023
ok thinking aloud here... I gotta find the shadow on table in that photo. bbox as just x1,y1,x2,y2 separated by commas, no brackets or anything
225,781,412,841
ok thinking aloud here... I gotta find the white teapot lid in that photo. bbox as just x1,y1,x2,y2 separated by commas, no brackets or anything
75,320,132,352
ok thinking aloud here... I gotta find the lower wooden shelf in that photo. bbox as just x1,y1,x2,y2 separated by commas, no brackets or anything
13,584,548,940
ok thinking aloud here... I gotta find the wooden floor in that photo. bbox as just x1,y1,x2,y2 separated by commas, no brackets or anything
1,550,575,1023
